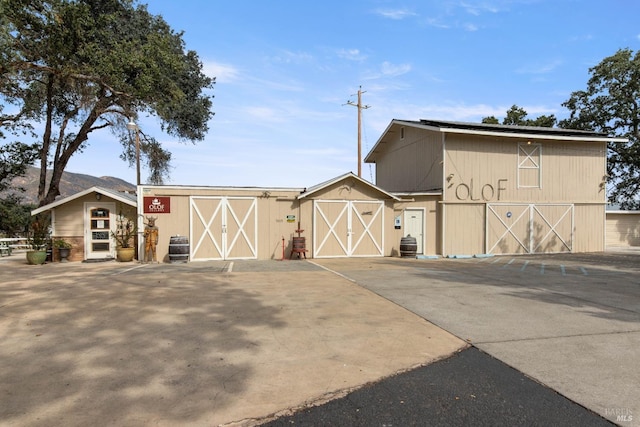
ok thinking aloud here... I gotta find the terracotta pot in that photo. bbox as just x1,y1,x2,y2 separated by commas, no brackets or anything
26,250,47,265
116,247,135,262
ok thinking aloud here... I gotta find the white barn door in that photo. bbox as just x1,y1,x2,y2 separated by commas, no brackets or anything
190,196,257,260
313,200,384,258
486,203,573,254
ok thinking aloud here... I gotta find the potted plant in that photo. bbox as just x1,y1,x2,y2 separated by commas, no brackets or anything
53,238,72,262
111,213,137,262
26,214,50,265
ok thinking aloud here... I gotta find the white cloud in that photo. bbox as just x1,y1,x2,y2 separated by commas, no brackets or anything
459,2,501,16
361,62,412,81
269,50,314,64
425,17,451,29
463,23,479,31
363,100,559,135
374,8,417,20
381,61,412,77
203,61,240,83
337,48,367,61
516,60,563,74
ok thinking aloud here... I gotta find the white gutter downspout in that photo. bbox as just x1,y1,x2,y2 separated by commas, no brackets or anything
441,132,446,256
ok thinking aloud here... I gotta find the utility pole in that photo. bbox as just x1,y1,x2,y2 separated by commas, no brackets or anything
346,86,370,177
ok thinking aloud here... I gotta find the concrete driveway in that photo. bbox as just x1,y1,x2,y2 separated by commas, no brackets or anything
312,252,640,426
0,256,463,426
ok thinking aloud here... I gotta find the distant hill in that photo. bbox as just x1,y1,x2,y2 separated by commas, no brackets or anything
3,166,136,205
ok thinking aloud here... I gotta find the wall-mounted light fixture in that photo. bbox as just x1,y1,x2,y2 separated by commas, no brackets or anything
95,193,102,201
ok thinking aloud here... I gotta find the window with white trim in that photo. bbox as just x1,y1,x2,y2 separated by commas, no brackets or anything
518,142,541,188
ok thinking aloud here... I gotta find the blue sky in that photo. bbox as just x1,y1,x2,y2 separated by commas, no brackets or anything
65,0,640,187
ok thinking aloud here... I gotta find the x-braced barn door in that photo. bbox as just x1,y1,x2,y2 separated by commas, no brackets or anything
190,196,257,260
486,203,573,254
313,200,384,258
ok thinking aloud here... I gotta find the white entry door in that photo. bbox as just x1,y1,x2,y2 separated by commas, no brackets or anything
85,202,115,259
404,209,424,254
313,200,384,258
190,196,257,260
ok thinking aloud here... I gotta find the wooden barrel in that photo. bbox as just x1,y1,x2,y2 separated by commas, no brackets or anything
169,235,189,263
400,236,417,258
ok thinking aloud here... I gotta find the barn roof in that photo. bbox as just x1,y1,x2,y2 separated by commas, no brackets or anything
297,172,400,201
31,186,137,215
365,118,628,163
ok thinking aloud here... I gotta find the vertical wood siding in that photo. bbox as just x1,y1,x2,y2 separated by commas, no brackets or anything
606,213,640,247
444,135,606,204
391,196,440,256
443,203,486,256
376,127,443,192
439,133,607,255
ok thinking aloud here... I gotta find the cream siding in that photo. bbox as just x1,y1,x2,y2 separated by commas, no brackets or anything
391,196,440,256
50,198,88,262
573,204,605,252
443,203,486,256
141,187,302,262
605,212,640,247
375,127,443,192
138,177,397,262
299,179,395,258
444,135,606,204
54,197,91,236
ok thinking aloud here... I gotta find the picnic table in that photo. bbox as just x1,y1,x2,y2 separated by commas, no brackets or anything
0,238,30,256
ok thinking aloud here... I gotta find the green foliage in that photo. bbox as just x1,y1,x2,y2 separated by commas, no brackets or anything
53,238,71,249
482,105,557,127
0,194,34,237
27,213,50,250
560,48,640,209
0,0,215,206
111,211,137,248
0,142,40,192
120,130,171,184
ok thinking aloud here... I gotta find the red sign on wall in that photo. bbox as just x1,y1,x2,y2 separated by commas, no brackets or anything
143,196,171,214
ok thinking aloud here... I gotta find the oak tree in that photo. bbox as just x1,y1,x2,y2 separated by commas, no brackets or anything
0,0,214,206
483,105,556,127
560,48,640,209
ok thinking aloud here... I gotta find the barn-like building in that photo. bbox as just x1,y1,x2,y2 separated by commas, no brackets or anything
33,119,627,262
365,119,626,256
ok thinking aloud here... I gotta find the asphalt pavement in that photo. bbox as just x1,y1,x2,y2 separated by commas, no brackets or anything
262,346,614,427
281,253,639,427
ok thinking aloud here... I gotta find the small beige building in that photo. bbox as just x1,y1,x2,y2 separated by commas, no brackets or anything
605,210,640,247
31,186,137,262
34,119,628,262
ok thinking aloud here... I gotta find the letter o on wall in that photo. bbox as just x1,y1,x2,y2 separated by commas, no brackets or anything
455,183,470,200
481,184,494,201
